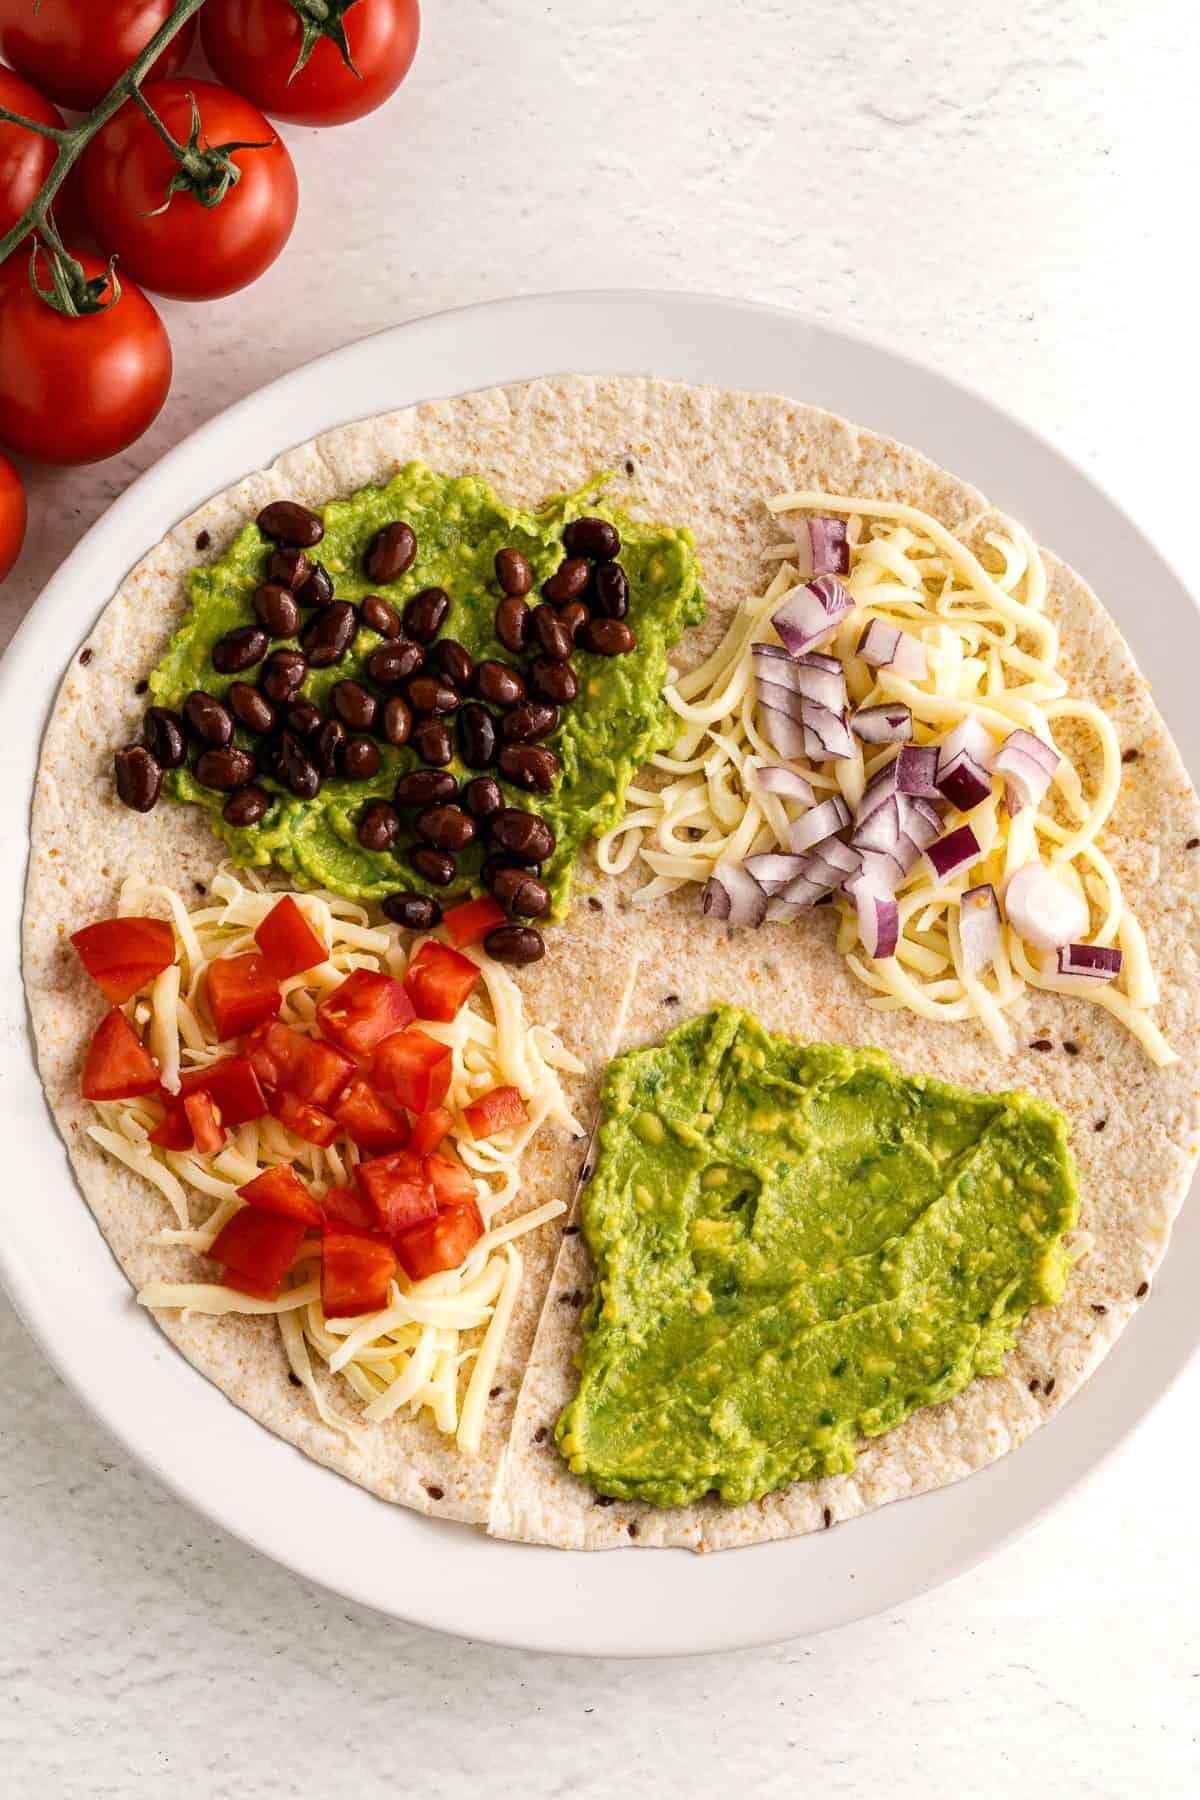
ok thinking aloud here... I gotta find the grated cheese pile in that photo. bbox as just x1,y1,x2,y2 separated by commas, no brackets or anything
88,870,584,1454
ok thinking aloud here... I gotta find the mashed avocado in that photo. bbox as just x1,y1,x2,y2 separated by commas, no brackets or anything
558,1007,1079,1508
149,464,702,915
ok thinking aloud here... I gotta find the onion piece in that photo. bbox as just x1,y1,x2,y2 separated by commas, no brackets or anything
925,823,980,881
788,515,850,580
857,619,927,679
801,700,854,762
936,749,993,812
789,794,852,854
959,883,1001,976
754,648,847,713
902,795,944,852
743,853,809,895
800,651,843,675
772,575,854,655
1057,942,1123,981
937,716,997,773
780,840,862,905
851,702,913,745
760,702,808,761
752,764,816,806
855,889,900,959
895,744,941,798
850,795,903,856
702,863,767,928
994,727,1060,815
1004,861,1088,952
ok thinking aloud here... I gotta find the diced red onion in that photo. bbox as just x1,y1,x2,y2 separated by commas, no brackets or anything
859,757,900,818
855,889,900,959
788,515,850,580
771,878,829,915
895,744,941,798
851,702,913,745
1057,942,1123,981
760,703,808,761
936,750,993,813
1004,862,1088,952
801,700,854,762
752,764,816,806
845,845,907,891
780,840,862,905
925,823,981,881
754,646,847,713
850,795,903,856
702,864,767,928
743,852,809,894
772,576,854,656
856,619,927,679
901,795,944,852
937,716,996,774
756,677,807,719
800,651,843,675
789,794,851,854
994,727,1060,816
959,883,1001,976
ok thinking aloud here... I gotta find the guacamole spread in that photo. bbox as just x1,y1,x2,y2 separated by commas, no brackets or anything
558,1007,1079,1508
149,464,702,916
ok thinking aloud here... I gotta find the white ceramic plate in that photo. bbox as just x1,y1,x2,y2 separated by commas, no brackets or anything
4,292,1198,1657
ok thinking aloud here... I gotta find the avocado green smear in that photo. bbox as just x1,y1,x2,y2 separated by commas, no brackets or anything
149,463,703,917
558,1007,1079,1509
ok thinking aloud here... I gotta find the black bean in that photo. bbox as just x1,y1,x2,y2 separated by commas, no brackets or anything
257,500,324,547
382,892,443,930
366,638,425,686
313,718,347,777
563,516,620,561
266,546,311,591
415,803,476,851
591,562,629,620
114,745,161,812
490,807,555,862
212,626,268,675
491,866,552,917
222,783,270,827
498,744,560,792
484,924,545,964
252,583,301,638
403,586,450,643
275,731,321,800
495,547,533,596
379,694,413,746
395,768,458,807
557,600,590,644
361,594,402,638
342,736,381,780
365,521,417,584
405,674,460,715
433,638,474,689
331,679,378,732
458,703,497,769
542,557,590,604
183,690,234,747
475,659,526,706
502,701,558,743
301,601,358,668
529,657,578,705
261,649,308,704
579,618,635,655
294,561,334,609
464,777,504,823
142,706,186,769
227,682,276,735
494,594,531,654
284,698,322,739
409,845,456,886
195,747,257,792
358,801,401,852
412,717,453,768
482,853,540,886
531,606,572,662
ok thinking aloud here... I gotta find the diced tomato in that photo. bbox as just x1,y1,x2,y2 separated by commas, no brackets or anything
321,1231,396,1319
244,1020,355,1106
148,1100,192,1149
237,1162,324,1228
211,1206,306,1300
408,1105,453,1155
81,1007,159,1101
424,1152,478,1209
316,967,415,1058
70,916,175,1004
355,1148,436,1236
403,940,479,1022
463,1085,528,1140
177,1055,267,1126
371,1028,452,1113
267,1089,339,1148
332,1078,410,1153
394,1199,485,1282
320,1184,378,1235
442,895,506,948
183,1089,225,1154
206,953,282,1041
254,894,327,981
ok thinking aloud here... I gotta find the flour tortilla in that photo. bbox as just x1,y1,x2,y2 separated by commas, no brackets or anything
23,376,1200,1545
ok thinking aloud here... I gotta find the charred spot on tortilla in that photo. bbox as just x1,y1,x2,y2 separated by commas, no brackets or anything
1136,1281,1150,1298
195,530,211,551
78,647,93,665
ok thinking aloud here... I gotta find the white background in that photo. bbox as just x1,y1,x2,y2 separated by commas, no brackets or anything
3,2,1199,1792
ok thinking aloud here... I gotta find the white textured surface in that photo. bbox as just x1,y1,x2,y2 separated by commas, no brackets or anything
3,0,1199,1789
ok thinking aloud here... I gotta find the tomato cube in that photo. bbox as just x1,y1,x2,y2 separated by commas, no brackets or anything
442,895,506,948
317,968,415,1058
424,1152,478,1210
178,1055,267,1126
403,940,479,1022
211,1206,306,1300
355,1149,437,1235
183,1089,225,1154
244,1020,355,1106
394,1200,485,1282
320,1184,378,1235
463,1085,527,1140
237,1163,324,1227
254,895,327,981
332,1078,410,1153
206,953,282,1041
321,1231,396,1319
371,1028,452,1113
70,916,175,1005
408,1106,453,1156
81,1007,160,1101
267,1089,339,1148
148,1099,192,1150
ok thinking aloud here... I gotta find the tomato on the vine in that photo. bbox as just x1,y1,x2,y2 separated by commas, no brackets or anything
80,80,299,302
0,1,196,114
0,252,172,465
0,68,63,255
0,449,25,582
201,0,420,128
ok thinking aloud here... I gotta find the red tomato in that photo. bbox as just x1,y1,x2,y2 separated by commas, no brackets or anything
394,1199,484,1282
0,251,171,465
424,1152,477,1210
408,1105,452,1156
212,1205,305,1300
267,1089,339,1148
403,941,479,1022
0,449,24,582
237,1162,324,1228
253,895,326,981
183,1089,225,1155
320,1184,378,1235
79,80,298,303
178,1055,268,1126
355,1148,436,1236
201,0,419,128
70,916,175,1004
0,1,196,112
371,1028,452,1113
206,952,281,1041
0,67,62,255
148,1101,191,1150
332,1078,410,1153
317,967,415,1058
81,1007,159,1101
245,1019,355,1106
463,1085,528,1141
321,1230,396,1319
442,895,506,948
